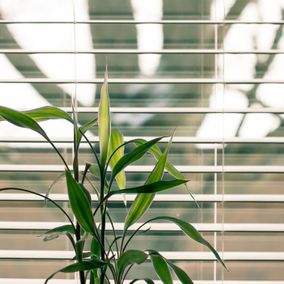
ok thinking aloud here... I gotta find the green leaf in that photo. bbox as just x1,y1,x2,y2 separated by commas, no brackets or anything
148,250,172,284
154,216,226,269
79,117,98,136
109,179,188,197
91,236,101,257
62,260,104,272
24,106,73,123
111,136,164,184
108,128,126,189
0,106,72,123
0,105,48,139
98,69,111,169
135,139,197,206
79,182,92,207
167,262,193,284
118,250,148,277
65,170,95,235
0,106,70,169
75,239,85,261
92,270,100,284
72,252,93,260
44,260,105,284
77,117,98,146
89,163,100,178
134,139,184,181
130,279,154,284
125,137,172,228
42,224,75,241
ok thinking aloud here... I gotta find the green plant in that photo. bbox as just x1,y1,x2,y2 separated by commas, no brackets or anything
0,70,226,284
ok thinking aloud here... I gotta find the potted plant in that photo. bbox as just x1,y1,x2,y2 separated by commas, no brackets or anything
0,70,226,284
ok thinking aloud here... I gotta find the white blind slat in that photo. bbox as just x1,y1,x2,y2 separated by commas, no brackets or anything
0,165,283,173
1,78,284,84
0,20,284,24
1,222,283,233
1,194,283,203
0,250,283,261
1,49,284,54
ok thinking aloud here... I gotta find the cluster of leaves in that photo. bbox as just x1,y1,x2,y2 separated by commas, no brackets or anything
0,70,226,284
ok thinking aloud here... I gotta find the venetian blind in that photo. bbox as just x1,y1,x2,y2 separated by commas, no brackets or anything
0,0,284,283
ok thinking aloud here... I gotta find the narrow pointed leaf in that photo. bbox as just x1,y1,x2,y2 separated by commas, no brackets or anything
79,117,98,135
0,106,72,123
111,136,164,183
98,69,111,169
80,252,93,259
135,139,197,206
65,170,95,235
75,239,85,261
62,260,105,272
80,183,92,206
109,179,188,196
71,103,81,186
148,250,172,284
125,137,172,228
125,193,155,229
42,224,75,240
77,117,98,146
134,139,184,180
89,163,100,178
167,262,193,284
44,260,105,284
154,216,226,269
0,105,48,139
91,236,101,257
24,106,73,122
118,250,148,276
0,106,70,169
108,129,126,189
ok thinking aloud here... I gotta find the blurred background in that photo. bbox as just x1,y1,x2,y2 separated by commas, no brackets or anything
0,0,284,282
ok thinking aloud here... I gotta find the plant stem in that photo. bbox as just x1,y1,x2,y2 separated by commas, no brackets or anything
100,174,106,284
0,187,76,232
75,223,85,284
89,272,94,284
73,123,86,284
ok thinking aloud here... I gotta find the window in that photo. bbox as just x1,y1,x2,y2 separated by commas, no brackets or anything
0,0,284,283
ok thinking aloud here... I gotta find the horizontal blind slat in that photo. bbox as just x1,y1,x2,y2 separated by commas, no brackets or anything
1,78,284,84
61,107,284,114
0,250,283,261
1,194,283,203
0,20,284,24
1,49,284,54
0,165,283,173
2,137,284,144
1,222,283,232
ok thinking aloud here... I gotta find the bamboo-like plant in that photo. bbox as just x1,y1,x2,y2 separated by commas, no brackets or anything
0,70,226,284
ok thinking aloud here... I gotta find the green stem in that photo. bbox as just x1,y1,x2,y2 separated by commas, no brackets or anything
100,175,106,284
106,211,119,259
73,124,86,284
89,272,94,284
45,136,70,170
122,219,154,253
82,163,91,184
0,187,75,232
79,130,101,171
121,264,134,284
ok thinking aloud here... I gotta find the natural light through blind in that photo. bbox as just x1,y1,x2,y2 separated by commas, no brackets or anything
0,0,284,283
